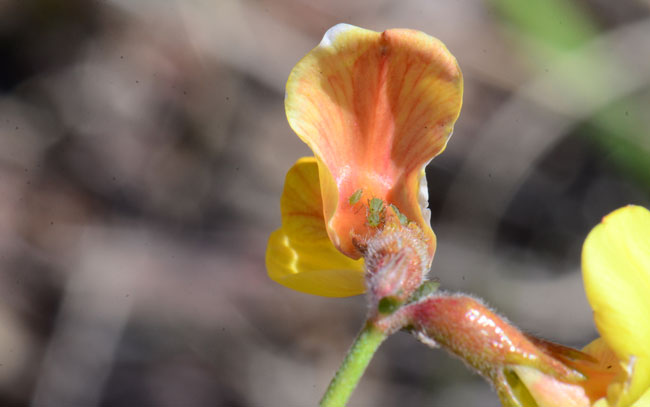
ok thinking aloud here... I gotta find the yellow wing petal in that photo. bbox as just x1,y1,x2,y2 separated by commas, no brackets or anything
285,23,462,258
630,387,650,406
265,157,364,297
582,205,650,406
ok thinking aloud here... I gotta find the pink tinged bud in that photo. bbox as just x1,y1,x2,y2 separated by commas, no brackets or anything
401,294,585,405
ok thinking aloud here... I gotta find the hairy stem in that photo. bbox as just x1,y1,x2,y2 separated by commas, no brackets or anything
319,322,388,407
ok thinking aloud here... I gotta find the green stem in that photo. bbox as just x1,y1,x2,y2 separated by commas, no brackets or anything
320,322,388,407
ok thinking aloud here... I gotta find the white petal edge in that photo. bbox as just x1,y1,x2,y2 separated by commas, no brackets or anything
417,161,431,226
319,23,360,48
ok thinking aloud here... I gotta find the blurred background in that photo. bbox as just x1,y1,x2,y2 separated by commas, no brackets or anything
1,0,649,405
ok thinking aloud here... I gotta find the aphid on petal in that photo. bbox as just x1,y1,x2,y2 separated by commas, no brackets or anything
367,198,386,228
348,189,363,206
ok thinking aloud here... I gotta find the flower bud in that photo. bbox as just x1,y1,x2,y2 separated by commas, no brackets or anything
361,224,432,312
400,293,587,406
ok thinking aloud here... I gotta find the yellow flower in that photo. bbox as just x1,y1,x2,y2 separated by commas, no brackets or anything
266,24,463,297
513,205,650,406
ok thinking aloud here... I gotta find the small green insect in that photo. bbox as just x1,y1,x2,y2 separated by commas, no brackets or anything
369,197,384,213
367,197,386,227
348,189,363,205
389,204,409,226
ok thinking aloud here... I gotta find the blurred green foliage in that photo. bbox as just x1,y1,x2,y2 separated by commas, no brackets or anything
493,0,596,50
492,0,650,194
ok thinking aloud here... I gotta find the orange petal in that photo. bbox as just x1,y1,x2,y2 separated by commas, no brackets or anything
522,335,621,404
512,366,591,407
581,338,625,403
285,24,463,259
266,157,365,297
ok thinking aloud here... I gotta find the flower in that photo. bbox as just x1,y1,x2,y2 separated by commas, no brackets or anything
266,24,463,297
512,205,650,406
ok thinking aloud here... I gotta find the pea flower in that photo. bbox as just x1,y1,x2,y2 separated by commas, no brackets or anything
266,24,463,297
510,205,650,406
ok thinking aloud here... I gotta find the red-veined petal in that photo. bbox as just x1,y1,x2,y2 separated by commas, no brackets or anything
285,24,463,259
